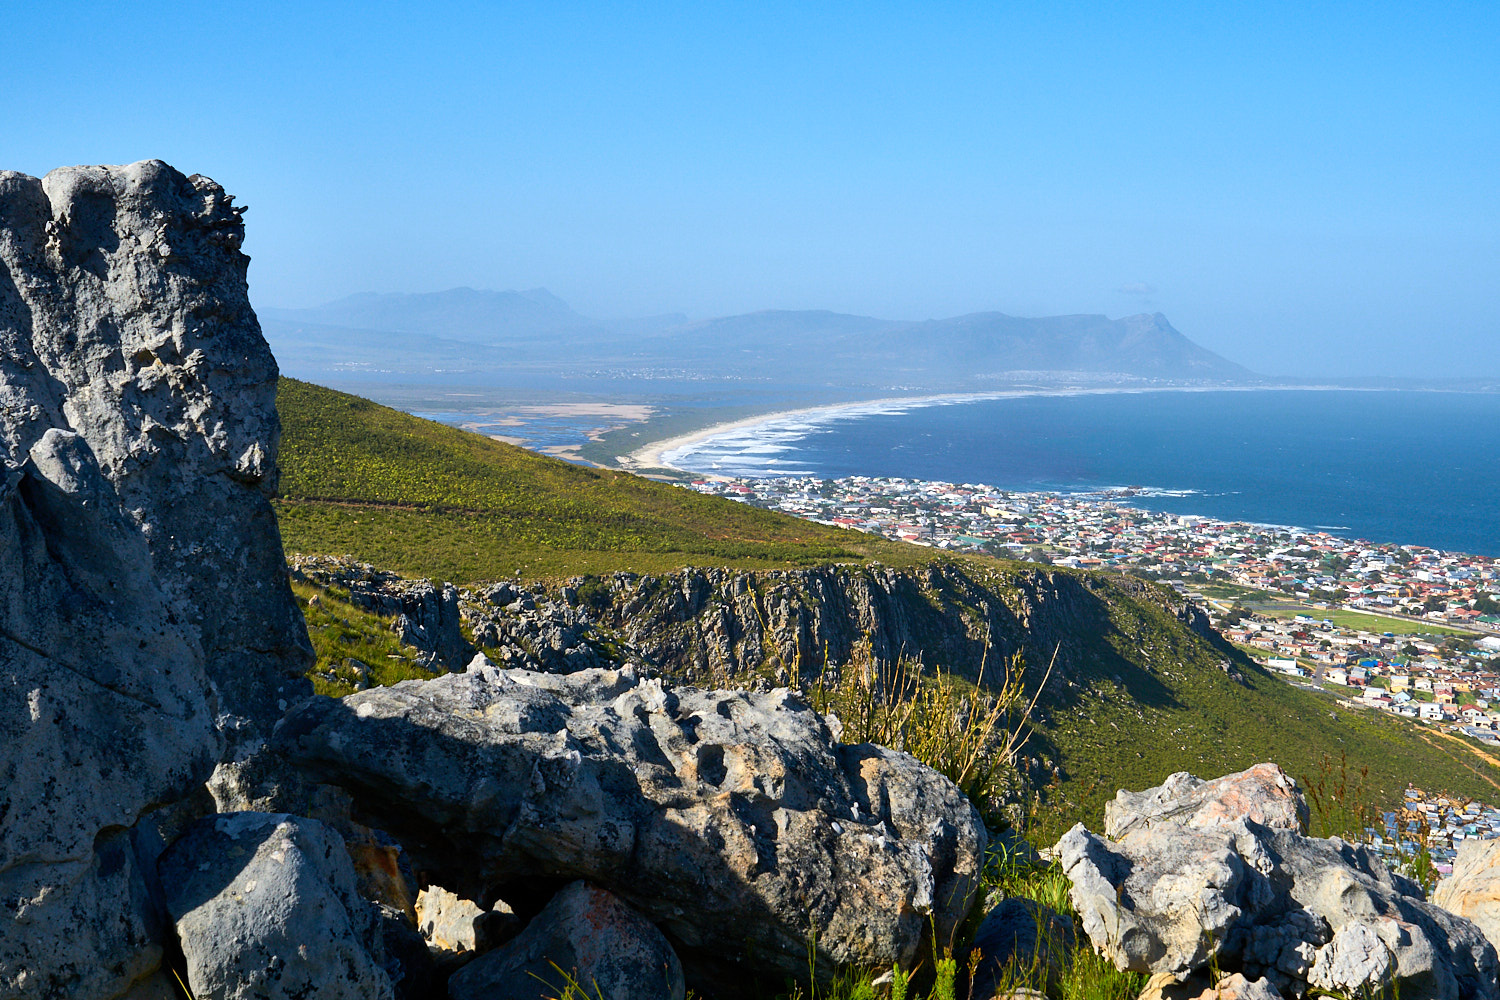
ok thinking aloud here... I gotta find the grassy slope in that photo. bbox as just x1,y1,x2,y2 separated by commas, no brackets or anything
1021,568,1500,835
275,378,928,581
274,378,1500,825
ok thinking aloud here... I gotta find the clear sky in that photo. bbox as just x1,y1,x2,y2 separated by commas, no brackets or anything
3,2,1496,376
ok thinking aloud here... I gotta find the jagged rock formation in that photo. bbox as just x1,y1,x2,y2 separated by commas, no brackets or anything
1104,763,1309,840
273,660,987,993
298,553,1241,707
0,161,312,732
1057,765,1500,999
0,162,309,999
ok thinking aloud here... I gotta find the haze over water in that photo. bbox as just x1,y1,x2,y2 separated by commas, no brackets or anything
668,390,1500,557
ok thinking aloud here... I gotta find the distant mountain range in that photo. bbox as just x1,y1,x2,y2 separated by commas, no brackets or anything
259,287,1256,389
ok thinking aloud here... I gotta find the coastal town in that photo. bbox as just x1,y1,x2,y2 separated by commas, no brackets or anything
683,474,1500,714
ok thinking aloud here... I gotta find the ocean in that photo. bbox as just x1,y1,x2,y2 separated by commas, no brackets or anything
663,389,1500,557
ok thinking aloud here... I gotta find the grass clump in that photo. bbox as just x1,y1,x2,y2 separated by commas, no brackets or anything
291,580,434,696
808,641,1053,827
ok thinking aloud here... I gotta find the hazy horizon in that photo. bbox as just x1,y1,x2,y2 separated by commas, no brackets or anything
6,3,1497,378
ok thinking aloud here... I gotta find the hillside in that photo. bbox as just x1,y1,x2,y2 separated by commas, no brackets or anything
275,378,1500,826
274,378,928,580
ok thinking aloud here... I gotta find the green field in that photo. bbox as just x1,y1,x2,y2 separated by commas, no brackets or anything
1255,604,1476,637
1198,584,1474,637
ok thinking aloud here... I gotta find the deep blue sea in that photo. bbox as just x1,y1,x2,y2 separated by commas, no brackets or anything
665,389,1500,557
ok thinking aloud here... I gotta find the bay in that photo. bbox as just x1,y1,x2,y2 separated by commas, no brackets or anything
668,389,1500,557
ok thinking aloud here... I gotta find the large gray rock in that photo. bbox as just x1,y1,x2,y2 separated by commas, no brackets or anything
273,662,987,988
0,162,312,998
0,161,311,733
1057,766,1499,1000
0,429,220,999
159,813,395,1000
449,881,684,1000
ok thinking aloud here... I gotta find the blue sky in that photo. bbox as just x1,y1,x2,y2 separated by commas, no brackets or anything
3,2,1496,376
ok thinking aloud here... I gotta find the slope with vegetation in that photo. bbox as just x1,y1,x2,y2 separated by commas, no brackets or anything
274,378,1500,832
275,378,927,580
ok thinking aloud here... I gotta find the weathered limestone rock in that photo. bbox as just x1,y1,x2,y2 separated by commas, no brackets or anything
0,161,311,732
159,813,395,1000
0,430,218,997
1057,766,1499,1000
0,161,312,998
448,882,685,1000
1104,763,1307,840
1435,838,1500,952
273,663,987,988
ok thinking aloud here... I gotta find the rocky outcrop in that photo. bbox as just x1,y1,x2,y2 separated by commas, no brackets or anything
0,160,311,732
1057,765,1499,999
1140,971,1285,1000
273,661,987,991
1435,838,1500,954
291,557,471,672
0,162,309,999
1104,763,1308,840
159,814,395,1000
448,881,685,1000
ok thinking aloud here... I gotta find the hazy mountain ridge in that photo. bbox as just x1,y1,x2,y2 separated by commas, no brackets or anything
261,288,1257,388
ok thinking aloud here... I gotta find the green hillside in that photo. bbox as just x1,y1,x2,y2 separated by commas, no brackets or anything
274,378,927,581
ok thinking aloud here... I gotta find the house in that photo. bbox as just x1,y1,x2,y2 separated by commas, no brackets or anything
1267,657,1304,676
1325,668,1349,687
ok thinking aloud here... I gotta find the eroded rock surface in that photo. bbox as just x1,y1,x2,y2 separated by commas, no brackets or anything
273,662,987,988
1058,765,1498,999
0,162,309,999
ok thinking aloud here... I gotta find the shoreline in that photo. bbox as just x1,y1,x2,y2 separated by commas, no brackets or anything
622,382,1341,478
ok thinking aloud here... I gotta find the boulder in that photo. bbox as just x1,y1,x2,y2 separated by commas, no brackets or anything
964,897,1074,998
1435,838,1500,952
1057,765,1499,1000
448,881,684,1000
1104,763,1307,840
273,663,987,988
159,813,395,1000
